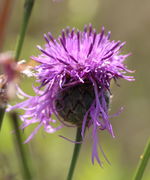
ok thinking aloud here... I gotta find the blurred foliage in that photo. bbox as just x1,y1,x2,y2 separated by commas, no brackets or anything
0,0,150,179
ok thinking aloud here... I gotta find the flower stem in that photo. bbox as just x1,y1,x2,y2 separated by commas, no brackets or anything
10,0,35,174
15,0,35,60
0,0,35,130
10,112,33,180
133,138,150,180
67,127,83,180
0,107,5,130
0,0,13,50
3,1,35,179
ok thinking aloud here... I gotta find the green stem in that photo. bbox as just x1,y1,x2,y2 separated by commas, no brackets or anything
1,1,35,179
10,1,35,178
0,0,35,130
133,138,150,180
67,127,83,180
0,107,5,130
15,0,35,60
10,112,32,180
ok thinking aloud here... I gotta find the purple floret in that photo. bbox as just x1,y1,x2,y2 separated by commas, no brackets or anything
7,24,134,165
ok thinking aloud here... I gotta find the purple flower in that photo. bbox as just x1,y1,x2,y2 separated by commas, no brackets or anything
7,24,134,165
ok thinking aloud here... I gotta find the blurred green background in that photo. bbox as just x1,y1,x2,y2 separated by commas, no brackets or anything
0,0,150,179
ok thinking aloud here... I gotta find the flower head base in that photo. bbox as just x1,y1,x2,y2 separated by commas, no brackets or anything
55,80,110,127
7,25,134,165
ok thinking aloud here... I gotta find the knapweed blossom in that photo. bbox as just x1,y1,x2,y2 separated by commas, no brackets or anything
7,25,134,165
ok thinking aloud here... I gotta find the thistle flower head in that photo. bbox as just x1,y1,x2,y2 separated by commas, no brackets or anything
7,25,134,165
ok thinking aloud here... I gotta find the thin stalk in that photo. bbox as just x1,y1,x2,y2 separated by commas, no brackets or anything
0,107,5,130
67,127,83,180
10,112,32,180
0,0,13,50
15,0,35,60
9,1,35,179
0,0,35,178
133,138,150,180
0,0,35,130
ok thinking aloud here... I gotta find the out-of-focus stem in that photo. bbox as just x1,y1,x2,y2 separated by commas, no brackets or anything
0,0,35,130
0,107,5,130
66,128,83,180
10,112,32,180
0,0,13,129
0,0,13,50
15,0,35,60
133,138,150,180
0,0,35,179
10,1,35,179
